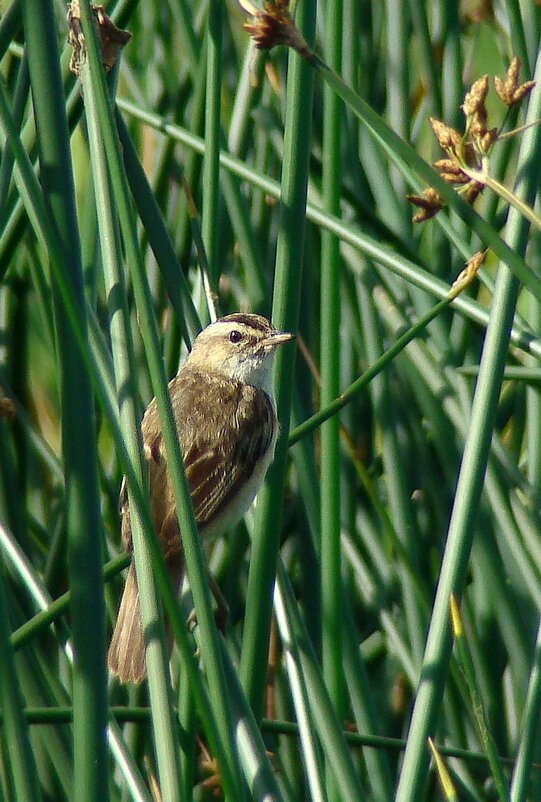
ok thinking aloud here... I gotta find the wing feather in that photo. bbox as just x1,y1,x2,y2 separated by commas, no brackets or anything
136,370,275,560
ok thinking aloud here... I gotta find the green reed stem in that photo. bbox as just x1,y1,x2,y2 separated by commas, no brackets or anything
239,0,317,722
22,2,109,797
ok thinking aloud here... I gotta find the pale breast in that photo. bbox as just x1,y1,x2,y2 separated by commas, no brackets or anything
201,420,278,541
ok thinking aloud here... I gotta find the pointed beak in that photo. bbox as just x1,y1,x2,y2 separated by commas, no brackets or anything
266,329,295,348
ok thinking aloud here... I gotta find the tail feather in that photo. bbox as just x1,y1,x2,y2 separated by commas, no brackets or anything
108,564,146,684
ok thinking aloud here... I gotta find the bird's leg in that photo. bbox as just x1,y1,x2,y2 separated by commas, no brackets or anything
186,571,229,633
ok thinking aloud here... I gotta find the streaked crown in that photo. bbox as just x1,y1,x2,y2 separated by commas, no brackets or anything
185,313,294,392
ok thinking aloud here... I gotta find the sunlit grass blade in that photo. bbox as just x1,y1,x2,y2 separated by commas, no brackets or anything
450,596,509,801
428,738,458,802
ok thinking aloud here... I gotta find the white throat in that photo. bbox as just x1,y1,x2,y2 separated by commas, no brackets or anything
229,355,275,402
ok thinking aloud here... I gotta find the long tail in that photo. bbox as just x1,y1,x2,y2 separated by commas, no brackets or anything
108,564,146,684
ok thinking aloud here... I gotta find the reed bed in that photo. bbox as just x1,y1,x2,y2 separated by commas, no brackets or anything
1,1,541,800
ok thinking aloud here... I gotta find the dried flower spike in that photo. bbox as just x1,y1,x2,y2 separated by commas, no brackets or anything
494,56,535,107
67,2,131,76
468,107,488,141
429,118,462,153
462,74,489,117
242,0,311,56
479,127,498,153
407,187,443,222
433,159,469,184
410,55,534,224
449,250,487,299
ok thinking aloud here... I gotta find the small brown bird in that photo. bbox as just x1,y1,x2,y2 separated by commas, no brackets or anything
108,313,294,683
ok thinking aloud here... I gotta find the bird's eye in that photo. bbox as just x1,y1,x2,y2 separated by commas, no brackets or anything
229,330,243,344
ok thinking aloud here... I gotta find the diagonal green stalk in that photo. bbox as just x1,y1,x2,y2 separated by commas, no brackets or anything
0,55,28,218
511,207,541,800
114,98,541,362
273,566,332,802
289,293,456,445
357,270,426,667
0,78,156,554
464,167,541,234
11,555,129,652
0,518,152,802
0,67,181,580
342,596,393,802
302,51,541,302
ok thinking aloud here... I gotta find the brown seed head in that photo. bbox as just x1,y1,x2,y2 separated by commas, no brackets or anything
479,127,498,153
407,187,443,222
510,80,536,105
433,159,469,184
450,250,487,298
243,0,309,54
429,118,462,152
67,2,131,75
466,249,488,273
494,56,535,106
411,207,440,224
494,56,520,101
468,107,488,140
462,74,489,117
